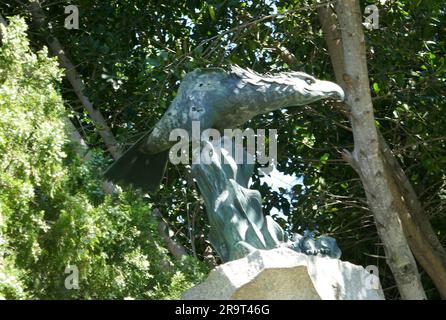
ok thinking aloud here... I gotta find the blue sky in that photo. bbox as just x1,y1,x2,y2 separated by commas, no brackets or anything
259,166,300,220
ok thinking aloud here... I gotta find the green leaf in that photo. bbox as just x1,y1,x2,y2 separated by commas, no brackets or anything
372,82,380,93
320,153,329,164
208,5,216,20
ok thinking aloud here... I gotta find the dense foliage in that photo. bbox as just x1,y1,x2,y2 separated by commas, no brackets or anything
0,0,444,299
0,17,206,299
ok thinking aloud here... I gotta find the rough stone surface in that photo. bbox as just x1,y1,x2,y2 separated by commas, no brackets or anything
182,248,385,300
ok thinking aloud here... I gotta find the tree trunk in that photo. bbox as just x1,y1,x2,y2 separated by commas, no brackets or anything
27,1,121,160
318,2,446,299
379,134,446,298
319,0,426,299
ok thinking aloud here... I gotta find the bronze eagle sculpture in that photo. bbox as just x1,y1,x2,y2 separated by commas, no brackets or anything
104,66,344,192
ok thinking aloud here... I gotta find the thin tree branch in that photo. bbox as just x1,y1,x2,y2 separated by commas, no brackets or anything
27,1,122,160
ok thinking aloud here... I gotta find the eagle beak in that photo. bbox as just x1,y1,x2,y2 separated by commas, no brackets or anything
311,80,345,101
